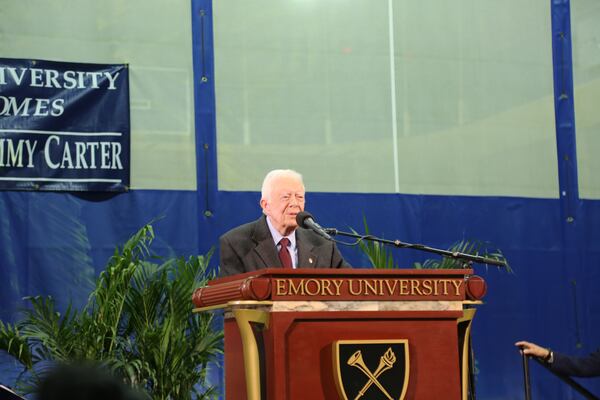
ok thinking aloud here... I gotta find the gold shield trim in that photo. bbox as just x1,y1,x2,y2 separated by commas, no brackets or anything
333,339,410,400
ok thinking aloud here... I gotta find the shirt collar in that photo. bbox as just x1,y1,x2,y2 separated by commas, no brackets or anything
265,216,297,248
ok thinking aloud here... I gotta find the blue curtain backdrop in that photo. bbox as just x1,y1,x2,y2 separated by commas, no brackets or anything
1,0,599,398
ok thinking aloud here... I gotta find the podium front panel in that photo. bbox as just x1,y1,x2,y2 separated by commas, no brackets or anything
225,308,464,400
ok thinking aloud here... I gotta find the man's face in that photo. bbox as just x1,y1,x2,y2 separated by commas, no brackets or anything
261,175,305,236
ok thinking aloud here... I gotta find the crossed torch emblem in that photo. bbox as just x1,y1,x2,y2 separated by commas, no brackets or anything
347,347,397,400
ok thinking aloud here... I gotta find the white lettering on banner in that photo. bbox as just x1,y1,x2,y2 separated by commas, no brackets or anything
87,143,99,168
42,135,123,170
104,73,119,90
45,69,60,88
0,66,120,90
44,135,60,169
0,96,64,117
0,59,128,190
3,67,26,86
62,71,78,89
30,68,44,87
25,140,37,167
0,138,37,168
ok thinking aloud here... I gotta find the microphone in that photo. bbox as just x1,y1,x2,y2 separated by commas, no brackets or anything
296,211,332,240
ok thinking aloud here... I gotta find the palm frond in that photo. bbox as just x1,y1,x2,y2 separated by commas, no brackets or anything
352,218,510,272
0,320,33,369
0,222,222,399
352,217,399,269
416,239,511,271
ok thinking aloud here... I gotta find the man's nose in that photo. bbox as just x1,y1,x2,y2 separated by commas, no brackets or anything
289,196,300,206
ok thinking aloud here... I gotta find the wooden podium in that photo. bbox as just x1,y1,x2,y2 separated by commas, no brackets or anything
193,268,486,400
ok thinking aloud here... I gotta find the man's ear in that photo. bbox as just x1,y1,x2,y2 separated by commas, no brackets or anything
260,198,268,212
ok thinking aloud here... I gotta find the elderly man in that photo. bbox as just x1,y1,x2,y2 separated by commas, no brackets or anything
219,169,350,277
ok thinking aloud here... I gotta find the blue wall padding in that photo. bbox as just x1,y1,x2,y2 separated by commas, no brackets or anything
1,190,600,398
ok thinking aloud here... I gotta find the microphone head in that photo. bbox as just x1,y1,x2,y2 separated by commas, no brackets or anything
295,211,313,228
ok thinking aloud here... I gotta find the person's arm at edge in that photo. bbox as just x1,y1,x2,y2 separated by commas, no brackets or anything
551,349,600,377
516,340,600,377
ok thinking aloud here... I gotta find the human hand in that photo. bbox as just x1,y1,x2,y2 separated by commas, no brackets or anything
515,340,550,359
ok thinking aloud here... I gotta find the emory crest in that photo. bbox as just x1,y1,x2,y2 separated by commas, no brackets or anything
333,339,409,400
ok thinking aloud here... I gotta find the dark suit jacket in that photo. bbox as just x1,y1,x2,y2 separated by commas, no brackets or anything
550,349,600,377
219,215,350,277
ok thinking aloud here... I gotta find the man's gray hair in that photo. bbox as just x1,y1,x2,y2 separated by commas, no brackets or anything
261,169,304,201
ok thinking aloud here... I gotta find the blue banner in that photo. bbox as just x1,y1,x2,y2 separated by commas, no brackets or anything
0,58,130,191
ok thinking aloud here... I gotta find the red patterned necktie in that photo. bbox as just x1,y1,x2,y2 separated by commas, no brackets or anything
278,238,292,268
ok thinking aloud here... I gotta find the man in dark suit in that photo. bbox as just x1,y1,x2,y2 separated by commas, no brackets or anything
219,169,350,277
516,340,600,377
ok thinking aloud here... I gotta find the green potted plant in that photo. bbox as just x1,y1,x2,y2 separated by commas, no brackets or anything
0,224,223,399
354,218,509,270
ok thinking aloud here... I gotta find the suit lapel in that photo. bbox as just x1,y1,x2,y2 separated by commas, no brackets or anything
297,229,318,268
252,216,282,268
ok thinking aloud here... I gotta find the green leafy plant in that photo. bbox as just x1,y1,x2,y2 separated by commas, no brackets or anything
354,218,510,271
0,224,223,399
352,217,399,269
413,239,510,271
